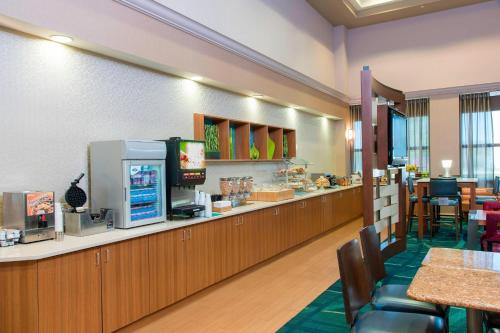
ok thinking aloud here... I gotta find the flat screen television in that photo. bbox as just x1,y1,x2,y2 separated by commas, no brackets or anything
388,108,408,167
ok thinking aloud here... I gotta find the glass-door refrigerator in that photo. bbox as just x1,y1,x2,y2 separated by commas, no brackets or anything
90,140,167,228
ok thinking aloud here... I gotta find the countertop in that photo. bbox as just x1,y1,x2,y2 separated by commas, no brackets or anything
0,184,362,262
407,265,500,312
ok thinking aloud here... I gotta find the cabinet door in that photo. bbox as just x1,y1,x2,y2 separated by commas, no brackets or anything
222,216,241,278
332,192,344,227
149,229,186,312
307,197,323,237
321,194,335,232
259,207,281,260
238,211,260,270
353,186,364,218
294,200,309,243
280,203,296,251
101,237,150,333
38,248,102,333
0,261,38,333
185,222,217,296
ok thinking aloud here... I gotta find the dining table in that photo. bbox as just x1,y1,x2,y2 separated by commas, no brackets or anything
407,247,500,332
416,177,478,239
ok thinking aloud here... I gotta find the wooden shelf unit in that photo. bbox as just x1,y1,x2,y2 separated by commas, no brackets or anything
194,113,296,162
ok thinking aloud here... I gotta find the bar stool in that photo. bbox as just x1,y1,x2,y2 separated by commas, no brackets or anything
407,175,429,234
429,178,463,241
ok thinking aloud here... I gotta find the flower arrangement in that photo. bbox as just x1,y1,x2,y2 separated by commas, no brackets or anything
406,164,418,173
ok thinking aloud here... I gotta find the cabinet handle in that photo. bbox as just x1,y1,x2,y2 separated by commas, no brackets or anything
188,229,192,240
274,207,279,216
105,249,110,263
181,230,185,241
96,252,100,266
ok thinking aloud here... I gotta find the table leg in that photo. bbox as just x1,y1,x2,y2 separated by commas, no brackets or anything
466,309,483,333
417,183,425,239
467,220,478,250
470,184,477,210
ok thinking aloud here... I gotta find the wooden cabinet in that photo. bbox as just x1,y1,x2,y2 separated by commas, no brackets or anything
38,249,102,333
0,261,38,333
149,229,186,312
0,188,362,333
308,196,323,237
321,194,335,232
101,237,150,333
238,211,260,270
352,186,364,218
185,222,219,296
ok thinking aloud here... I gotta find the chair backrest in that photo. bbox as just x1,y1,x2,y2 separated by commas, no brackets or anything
486,213,500,238
429,177,458,197
359,225,386,284
484,201,500,211
407,175,415,194
337,239,372,326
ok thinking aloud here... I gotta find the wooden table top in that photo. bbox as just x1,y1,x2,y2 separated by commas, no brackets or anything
422,248,500,272
407,265,500,312
416,177,478,184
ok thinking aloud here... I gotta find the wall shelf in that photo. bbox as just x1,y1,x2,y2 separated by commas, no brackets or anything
194,113,296,162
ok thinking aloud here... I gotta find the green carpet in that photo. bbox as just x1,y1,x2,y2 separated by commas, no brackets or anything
278,222,476,333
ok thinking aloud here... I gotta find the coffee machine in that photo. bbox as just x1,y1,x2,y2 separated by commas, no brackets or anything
161,137,207,220
2,191,55,243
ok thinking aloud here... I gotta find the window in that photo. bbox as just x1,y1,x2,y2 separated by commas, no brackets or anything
406,98,430,172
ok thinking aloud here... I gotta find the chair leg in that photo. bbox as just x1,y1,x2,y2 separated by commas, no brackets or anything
407,202,415,234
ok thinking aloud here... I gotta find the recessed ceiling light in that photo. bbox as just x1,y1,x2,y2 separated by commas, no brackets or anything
252,94,264,98
190,76,203,81
49,35,73,43
420,5,425,8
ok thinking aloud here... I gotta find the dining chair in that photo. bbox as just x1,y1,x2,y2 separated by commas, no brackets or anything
484,311,500,332
429,178,462,241
480,212,500,252
475,176,500,205
407,175,429,234
337,239,446,332
359,225,449,321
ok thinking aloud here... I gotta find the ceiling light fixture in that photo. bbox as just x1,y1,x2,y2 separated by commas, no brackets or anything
190,76,203,81
252,94,264,98
49,35,73,43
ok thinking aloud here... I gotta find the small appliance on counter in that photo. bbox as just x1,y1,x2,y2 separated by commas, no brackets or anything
161,137,207,220
65,208,114,237
2,191,55,243
219,176,253,207
351,173,362,185
90,140,167,228
63,173,114,236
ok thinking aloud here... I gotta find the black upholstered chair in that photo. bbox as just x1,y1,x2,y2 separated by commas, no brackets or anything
359,225,449,322
429,178,463,240
337,239,445,332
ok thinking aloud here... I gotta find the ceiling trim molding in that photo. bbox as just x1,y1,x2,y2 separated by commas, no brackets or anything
115,0,349,103
349,81,500,104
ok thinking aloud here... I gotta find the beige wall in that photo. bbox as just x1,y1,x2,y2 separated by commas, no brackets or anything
0,0,347,118
347,0,500,98
429,94,460,177
154,0,339,91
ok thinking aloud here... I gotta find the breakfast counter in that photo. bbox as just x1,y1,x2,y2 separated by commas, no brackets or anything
0,184,362,262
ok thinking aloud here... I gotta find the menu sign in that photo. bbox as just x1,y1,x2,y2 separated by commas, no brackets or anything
26,192,54,216
179,141,205,170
